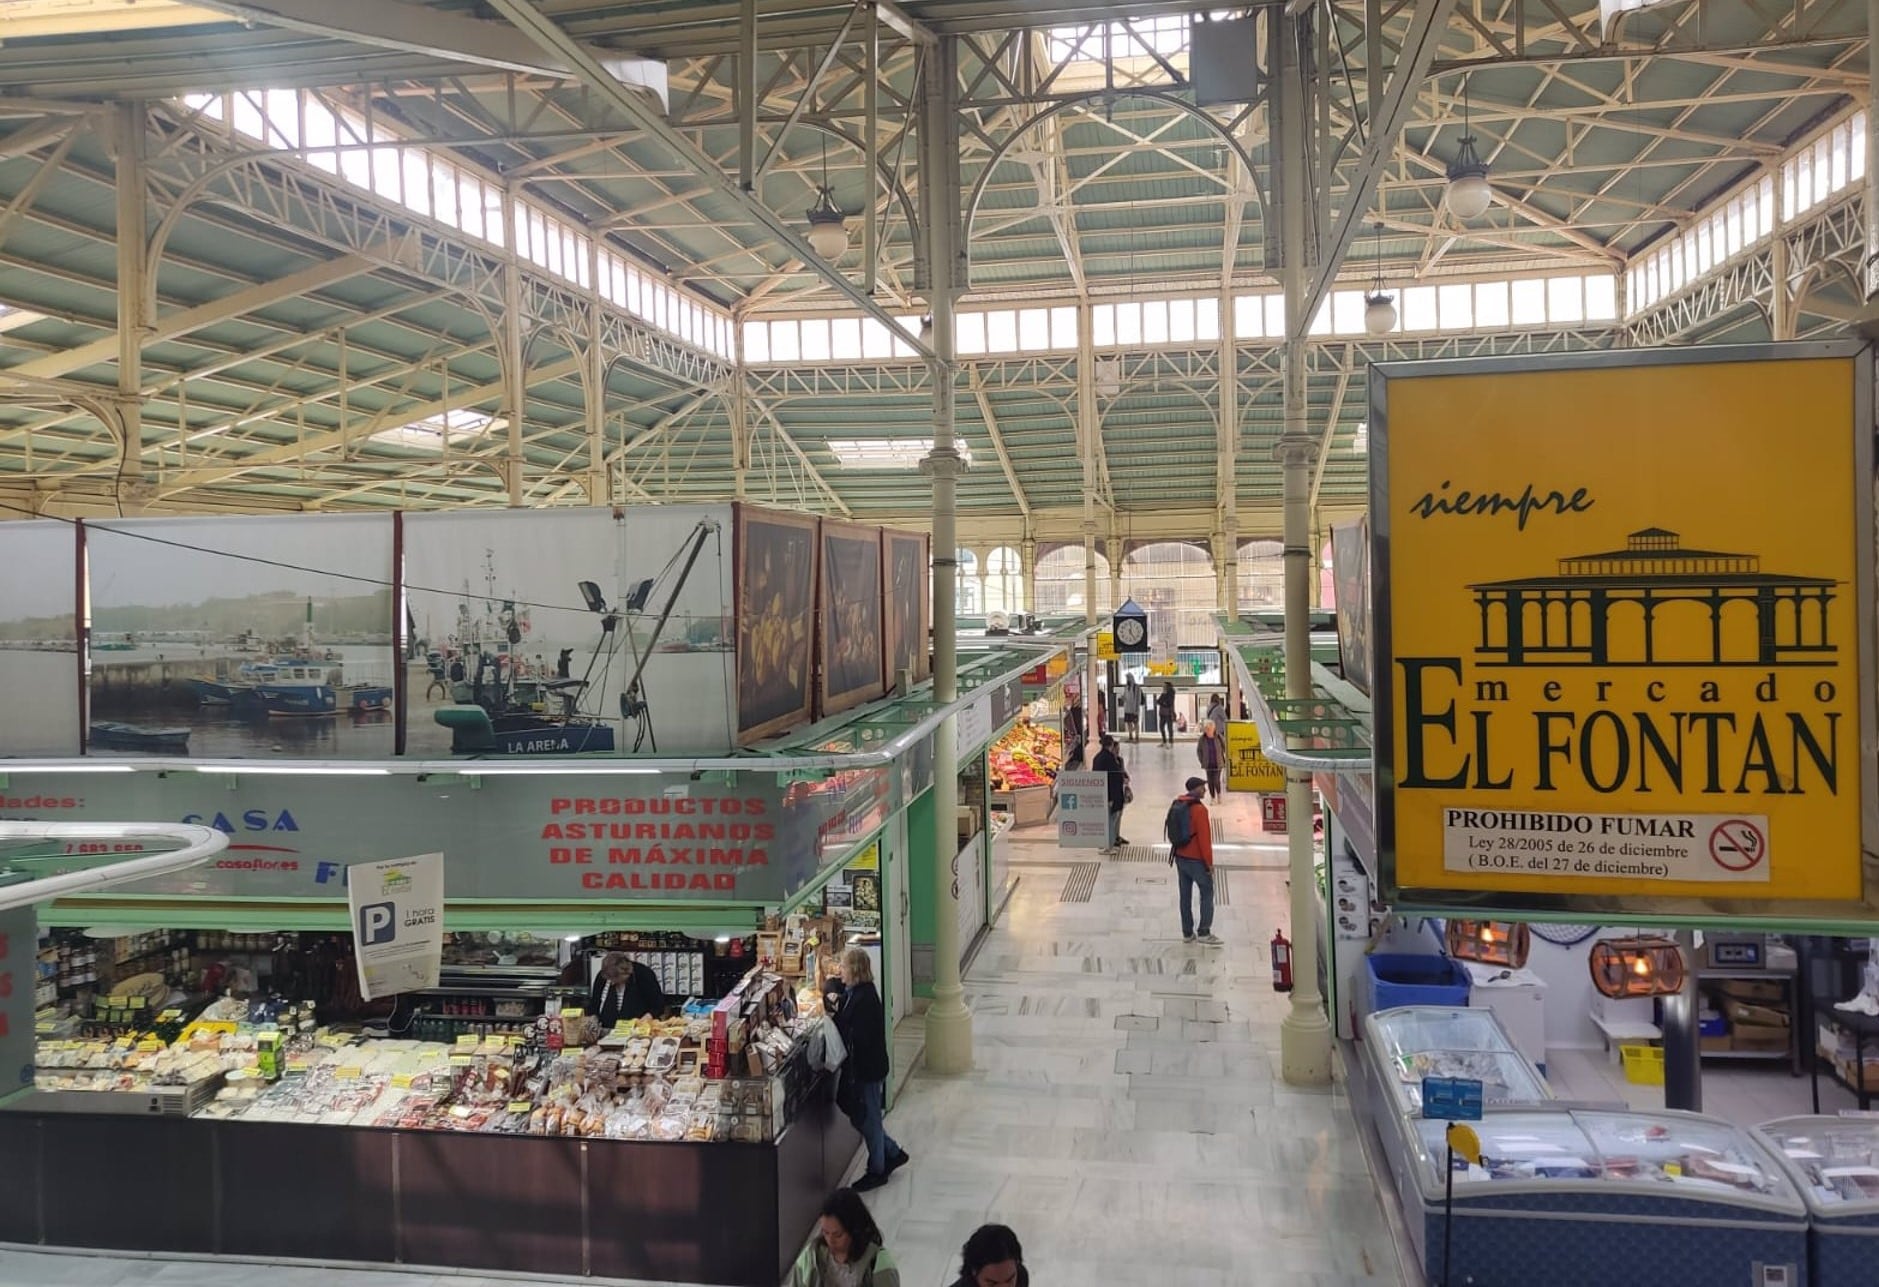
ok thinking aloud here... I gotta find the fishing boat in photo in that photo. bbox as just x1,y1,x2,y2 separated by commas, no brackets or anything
89,721,192,752
248,661,338,717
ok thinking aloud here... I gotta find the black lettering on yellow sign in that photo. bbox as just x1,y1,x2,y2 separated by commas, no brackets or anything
1400,658,1840,798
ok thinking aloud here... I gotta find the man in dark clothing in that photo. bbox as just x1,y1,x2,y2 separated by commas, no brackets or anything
1167,777,1220,945
1156,682,1177,747
1063,693,1088,769
1092,733,1127,853
587,952,666,1026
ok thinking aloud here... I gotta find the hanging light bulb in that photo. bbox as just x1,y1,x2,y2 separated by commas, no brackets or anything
1363,219,1396,335
1445,76,1494,221
803,135,849,260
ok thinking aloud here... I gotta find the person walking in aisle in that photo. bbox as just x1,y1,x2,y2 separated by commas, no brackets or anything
1205,692,1227,735
830,947,908,1191
1092,732,1129,853
1121,674,1143,743
800,1188,901,1287
947,1225,1029,1287
1196,719,1225,802
1166,776,1220,945
1156,681,1176,747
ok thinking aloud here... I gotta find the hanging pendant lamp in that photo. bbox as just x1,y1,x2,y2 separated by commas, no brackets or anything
1589,934,1686,999
1363,220,1396,335
803,136,849,260
1445,77,1494,221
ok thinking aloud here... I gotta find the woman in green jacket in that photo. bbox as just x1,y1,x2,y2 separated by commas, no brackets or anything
802,1187,900,1287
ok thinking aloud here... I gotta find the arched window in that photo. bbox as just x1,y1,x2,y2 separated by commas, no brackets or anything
1237,540,1284,609
984,546,1023,616
1033,544,1112,617
1120,541,1218,655
955,548,981,615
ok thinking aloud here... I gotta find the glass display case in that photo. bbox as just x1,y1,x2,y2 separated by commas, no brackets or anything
1384,1106,1807,1287
1758,1115,1879,1285
1362,1005,1552,1118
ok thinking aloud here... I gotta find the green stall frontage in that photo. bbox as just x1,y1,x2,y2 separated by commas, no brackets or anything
1,638,1069,1286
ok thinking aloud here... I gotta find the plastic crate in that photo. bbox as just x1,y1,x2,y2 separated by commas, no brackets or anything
1621,1043,1665,1085
1364,953,1471,1013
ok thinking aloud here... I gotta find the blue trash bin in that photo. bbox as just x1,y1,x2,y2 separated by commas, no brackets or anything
1365,953,1471,1013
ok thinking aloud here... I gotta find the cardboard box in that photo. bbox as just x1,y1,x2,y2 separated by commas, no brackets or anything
1724,1000,1789,1029
957,807,980,843
1713,979,1786,1005
1700,1034,1733,1053
1732,1025,1790,1053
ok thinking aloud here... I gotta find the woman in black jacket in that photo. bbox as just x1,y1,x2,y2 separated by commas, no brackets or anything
1091,733,1128,853
947,1224,1028,1287
830,947,908,1192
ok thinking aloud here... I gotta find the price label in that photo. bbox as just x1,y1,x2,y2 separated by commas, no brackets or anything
507,1100,532,1114
391,1073,415,1089
333,1066,363,1080
455,1034,478,1048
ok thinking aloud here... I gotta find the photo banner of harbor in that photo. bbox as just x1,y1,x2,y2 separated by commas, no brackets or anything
0,519,81,755
402,505,737,758
84,514,396,759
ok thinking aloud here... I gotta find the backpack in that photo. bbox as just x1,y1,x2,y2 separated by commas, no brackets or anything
1164,797,1195,851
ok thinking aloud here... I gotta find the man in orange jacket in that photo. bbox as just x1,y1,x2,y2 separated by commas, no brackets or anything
1167,776,1220,946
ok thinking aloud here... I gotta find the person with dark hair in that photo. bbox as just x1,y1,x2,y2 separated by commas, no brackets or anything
948,1224,1028,1287
801,1188,900,1287
1156,680,1176,747
1092,733,1128,854
1167,776,1220,946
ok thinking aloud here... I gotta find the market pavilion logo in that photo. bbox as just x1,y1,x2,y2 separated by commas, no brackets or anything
1467,527,1839,669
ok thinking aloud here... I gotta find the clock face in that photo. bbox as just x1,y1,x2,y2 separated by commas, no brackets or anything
1116,617,1146,648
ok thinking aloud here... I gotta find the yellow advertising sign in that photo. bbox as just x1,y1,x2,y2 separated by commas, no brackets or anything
1094,631,1118,662
1226,720,1286,792
1377,347,1872,913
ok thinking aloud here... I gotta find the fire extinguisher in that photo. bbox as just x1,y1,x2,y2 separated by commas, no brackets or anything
1270,928,1294,993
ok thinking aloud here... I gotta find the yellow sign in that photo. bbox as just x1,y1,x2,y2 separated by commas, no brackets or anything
1225,720,1286,792
1379,349,1870,909
1094,631,1117,662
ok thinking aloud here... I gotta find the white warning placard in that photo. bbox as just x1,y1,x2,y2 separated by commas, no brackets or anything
1442,808,1770,884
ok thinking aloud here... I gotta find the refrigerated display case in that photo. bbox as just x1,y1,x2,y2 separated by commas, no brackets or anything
1385,1107,1807,1286
1361,1005,1553,1119
1758,1115,1879,1285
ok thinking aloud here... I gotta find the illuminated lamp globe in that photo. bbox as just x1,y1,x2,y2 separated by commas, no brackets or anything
804,186,850,261
1364,293,1397,335
1445,136,1494,221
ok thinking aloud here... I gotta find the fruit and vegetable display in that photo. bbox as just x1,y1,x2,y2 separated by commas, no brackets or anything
989,716,1062,790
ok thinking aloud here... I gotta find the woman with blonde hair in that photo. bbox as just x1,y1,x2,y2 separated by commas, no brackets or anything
829,946,907,1191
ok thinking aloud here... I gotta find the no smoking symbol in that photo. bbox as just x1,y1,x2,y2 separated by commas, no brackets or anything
1709,819,1766,872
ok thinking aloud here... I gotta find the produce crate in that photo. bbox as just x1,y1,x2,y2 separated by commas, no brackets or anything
990,785,1053,829
1621,1043,1665,1085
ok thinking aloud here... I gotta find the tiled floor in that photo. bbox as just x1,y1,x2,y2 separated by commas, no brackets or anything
0,743,1401,1287
1544,1043,1855,1123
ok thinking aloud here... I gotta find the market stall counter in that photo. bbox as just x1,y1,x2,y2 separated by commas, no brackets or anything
3,971,858,1286
1393,1107,1810,1286
1758,1115,1879,1286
